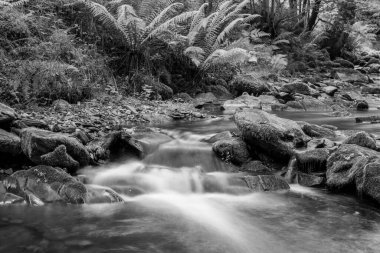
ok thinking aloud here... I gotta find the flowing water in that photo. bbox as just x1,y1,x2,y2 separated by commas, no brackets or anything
1,112,380,253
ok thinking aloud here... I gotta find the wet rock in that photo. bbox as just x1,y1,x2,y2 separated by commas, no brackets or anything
258,95,279,110
241,160,274,175
0,129,22,158
3,165,87,204
71,130,90,145
132,130,172,154
12,119,49,130
361,87,380,94
286,169,325,187
296,149,330,173
343,131,377,150
280,82,311,95
87,131,143,162
85,184,124,204
21,128,90,172
356,162,380,204
307,138,335,149
332,68,368,84
235,109,310,162
243,175,290,192
212,138,251,165
326,144,380,192
322,86,338,96
222,94,262,113
229,75,269,96
40,145,80,170
209,85,233,99
205,131,233,144
194,92,217,109
356,100,369,111
52,99,71,112
297,121,336,138
0,102,17,129
334,58,354,68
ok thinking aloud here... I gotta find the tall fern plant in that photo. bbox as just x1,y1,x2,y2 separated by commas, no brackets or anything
183,0,261,71
76,0,197,75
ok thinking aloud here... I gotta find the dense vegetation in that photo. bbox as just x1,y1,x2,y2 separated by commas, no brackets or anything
0,0,379,105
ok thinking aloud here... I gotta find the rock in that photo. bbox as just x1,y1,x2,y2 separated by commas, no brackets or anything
0,129,22,158
212,138,251,165
287,170,325,187
209,85,233,99
71,130,90,145
229,75,270,96
296,149,330,173
241,160,274,175
280,82,310,95
173,93,193,102
153,82,173,100
205,131,233,143
40,145,80,170
21,128,90,172
194,92,217,109
322,86,338,96
0,102,17,129
299,97,332,111
3,165,87,204
355,116,380,124
12,119,49,130
85,185,124,204
52,99,71,112
356,100,369,111
332,68,368,84
356,162,380,204
368,64,380,74
132,130,172,154
243,175,290,192
276,92,294,102
326,144,380,192
235,109,310,162
334,58,354,68
87,131,143,162
343,131,377,150
307,138,335,149
222,94,262,113
258,95,279,110
271,103,288,111
297,121,336,138
362,86,380,94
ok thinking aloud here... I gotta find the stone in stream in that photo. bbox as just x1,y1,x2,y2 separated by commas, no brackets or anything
342,131,377,150
295,149,330,173
194,92,218,109
221,94,262,113
280,82,311,95
87,131,143,162
85,184,124,204
21,128,90,172
297,121,336,139
212,138,251,166
326,144,380,205
234,109,310,162
132,129,173,154
0,102,17,129
0,129,23,161
3,165,87,205
322,86,338,96
356,100,369,111
205,131,233,144
229,75,269,96
355,116,380,123
332,68,369,84
241,160,274,175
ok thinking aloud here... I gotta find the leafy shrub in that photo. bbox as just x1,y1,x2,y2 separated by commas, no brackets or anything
128,73,173,100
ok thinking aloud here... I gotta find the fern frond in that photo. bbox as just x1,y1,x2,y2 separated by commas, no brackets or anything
272,39,290,45
145,2,184,32
214,17,243,46
242,14,261,23
189,2,208,31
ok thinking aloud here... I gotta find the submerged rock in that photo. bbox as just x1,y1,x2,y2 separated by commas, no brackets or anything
343,131,377,150
212,138,251,165
205,131,233,144
21,128,90,172
3,165,87,205
243,175,290,192
235,109,310,162
85,185,124,204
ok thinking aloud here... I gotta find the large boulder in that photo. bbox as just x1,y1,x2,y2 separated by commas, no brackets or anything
212,138,251,165
280,82,311,95
0,102,17,129
343,131,377,150
356,163,380,204
20,128,90,171
222,94,262,113
326,144,380,192
2,165,87,204
87,131,143,163
234,109,310,162
0,129,22,158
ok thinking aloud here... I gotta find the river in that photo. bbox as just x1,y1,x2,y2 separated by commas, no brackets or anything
1,111,380,253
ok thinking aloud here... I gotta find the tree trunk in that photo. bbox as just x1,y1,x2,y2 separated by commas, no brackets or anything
307,0,322,31
289,0,297,15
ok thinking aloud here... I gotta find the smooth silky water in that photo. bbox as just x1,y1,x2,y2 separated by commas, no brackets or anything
1,112,380,253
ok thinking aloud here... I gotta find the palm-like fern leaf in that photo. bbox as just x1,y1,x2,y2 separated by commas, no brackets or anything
145,2,184,33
